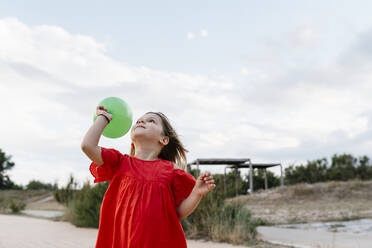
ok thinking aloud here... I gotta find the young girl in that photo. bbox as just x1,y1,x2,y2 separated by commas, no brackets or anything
81,105,216,248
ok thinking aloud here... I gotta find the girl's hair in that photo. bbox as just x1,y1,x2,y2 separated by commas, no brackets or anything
129,112,189,170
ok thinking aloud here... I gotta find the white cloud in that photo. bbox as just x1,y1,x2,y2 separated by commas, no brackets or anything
291,24,319,46
240,67,249,76
187,32,195,40
0,18,241,186
200,29,208,37
0,18,137,88
1,17,372,187
237,26,372,163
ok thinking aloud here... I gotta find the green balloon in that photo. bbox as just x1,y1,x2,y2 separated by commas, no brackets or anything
93,97,133,138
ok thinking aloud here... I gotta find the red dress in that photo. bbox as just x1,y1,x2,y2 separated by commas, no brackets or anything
89,146,196,248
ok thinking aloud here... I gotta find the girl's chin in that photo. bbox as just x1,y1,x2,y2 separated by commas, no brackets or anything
131,133,149,139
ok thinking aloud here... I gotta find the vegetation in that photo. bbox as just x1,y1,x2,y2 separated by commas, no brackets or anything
65,181,108,228
2,145,372,246
183,168,261,245
236,179,372,224
0,148,22,190
0,189,50,213
192,166,280,198
53,174,79,206
9,199,26,213
26,180,58,190
58,170,260,245
0,148,58,191
285,154,372,185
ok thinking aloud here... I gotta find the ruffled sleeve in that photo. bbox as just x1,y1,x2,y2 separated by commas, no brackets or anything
89,147,123,183
171,169,197,208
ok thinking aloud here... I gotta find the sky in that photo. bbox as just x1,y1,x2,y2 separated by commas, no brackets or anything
1,0,372,188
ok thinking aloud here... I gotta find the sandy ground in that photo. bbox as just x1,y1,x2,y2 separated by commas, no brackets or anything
258,226,372,248
229,181,372,225
0,214,249,248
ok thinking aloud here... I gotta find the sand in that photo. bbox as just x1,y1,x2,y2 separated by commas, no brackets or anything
0,214,248,248
258,226,372,248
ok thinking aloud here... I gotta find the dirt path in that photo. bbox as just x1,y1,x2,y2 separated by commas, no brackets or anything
0,214,248,248
258,226,372,248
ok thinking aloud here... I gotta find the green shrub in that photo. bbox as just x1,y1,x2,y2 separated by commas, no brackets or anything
285,154,372,185
0,196,6,212
214,201,257,242
181,171,258,245
182,196,258,245
53,174,79,206
9,199,26,213
66,181,108,228
26,180,56,190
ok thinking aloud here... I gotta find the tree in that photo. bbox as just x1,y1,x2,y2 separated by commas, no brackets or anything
285,158,328,185
26,180,56,190
0,148,18,189
285,154,372,185
356,155,372,180
247,169,280,191
53,174,79,206
327,154,357,181
187,166,246,198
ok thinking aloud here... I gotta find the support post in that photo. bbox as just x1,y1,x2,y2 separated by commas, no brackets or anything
264,168,268,190
224,167,227,197
196,160,200,178
280,163,284,187
235,166,238,197
249,159,253,194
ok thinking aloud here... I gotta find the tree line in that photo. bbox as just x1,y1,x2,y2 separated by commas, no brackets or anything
285,154,372,185
1,147,372,192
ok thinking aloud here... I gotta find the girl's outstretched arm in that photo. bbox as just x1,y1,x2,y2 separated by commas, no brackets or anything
177,172,216,219
81,106,112,165
177,189,203,220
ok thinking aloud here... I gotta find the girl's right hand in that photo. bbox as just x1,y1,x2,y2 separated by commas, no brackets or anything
96,105,113,121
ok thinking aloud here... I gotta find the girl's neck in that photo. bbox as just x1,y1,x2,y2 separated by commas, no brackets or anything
134,145,160,161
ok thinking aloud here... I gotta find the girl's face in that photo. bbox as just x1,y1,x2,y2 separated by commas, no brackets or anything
130,113,166,142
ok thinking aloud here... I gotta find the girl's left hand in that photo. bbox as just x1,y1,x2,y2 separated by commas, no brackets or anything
194,172,216,196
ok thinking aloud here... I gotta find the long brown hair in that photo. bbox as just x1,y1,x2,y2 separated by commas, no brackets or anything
129,112,189,170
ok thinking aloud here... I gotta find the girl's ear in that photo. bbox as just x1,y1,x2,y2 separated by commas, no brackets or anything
160,136,169,146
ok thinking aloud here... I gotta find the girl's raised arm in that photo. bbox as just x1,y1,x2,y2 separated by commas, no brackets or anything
81,106,112,166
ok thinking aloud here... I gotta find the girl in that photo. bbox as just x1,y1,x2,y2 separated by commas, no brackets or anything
81,105,216,248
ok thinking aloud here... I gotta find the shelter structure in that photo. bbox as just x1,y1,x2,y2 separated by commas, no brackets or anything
187,158,284,195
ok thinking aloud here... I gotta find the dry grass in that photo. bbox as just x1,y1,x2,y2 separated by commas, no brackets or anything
0,190,66,213
227,180,372,224
0,189,49,202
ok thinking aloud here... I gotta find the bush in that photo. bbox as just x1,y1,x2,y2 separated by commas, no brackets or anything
53,174,79,206
66,181,108,228
188,167,254,199
26,180,57,190
182,194,258,245
248,169,281,191
181,169,258,245
0,196,6,212
9,199,26,213
213,201,257,242
285,154,372,185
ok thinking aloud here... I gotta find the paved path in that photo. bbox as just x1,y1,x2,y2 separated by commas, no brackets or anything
0,214,248,248
258,226,372,248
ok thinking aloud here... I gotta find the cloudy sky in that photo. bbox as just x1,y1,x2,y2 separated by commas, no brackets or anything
1,0,372,188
